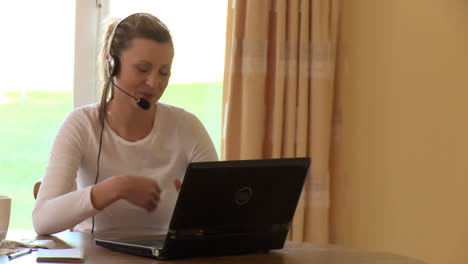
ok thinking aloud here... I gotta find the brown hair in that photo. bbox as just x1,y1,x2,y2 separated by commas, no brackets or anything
97,13,173,119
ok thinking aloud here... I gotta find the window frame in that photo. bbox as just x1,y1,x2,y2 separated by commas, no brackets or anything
73,0,109,108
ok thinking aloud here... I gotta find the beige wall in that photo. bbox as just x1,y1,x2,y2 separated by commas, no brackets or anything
338,0,468,263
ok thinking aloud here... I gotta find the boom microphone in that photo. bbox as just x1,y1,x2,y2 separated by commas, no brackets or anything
110,79,151,110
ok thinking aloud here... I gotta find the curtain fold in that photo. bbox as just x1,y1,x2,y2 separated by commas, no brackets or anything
222,0,341,244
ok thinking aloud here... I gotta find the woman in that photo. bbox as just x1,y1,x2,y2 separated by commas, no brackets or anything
33,13,218,235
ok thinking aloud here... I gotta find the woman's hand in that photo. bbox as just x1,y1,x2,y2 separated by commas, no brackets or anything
173,178,182,192
118,175,162,212
91,175,161,212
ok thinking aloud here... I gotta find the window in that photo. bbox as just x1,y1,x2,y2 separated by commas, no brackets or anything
0,1,75,229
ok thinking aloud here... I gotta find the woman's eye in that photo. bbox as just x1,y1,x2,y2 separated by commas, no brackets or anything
159,71,170,76
137,67,148,73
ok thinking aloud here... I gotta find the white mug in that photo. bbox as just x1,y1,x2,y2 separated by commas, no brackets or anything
0,195,11,243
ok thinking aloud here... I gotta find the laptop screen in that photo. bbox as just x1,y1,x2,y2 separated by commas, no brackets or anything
168,157,310,235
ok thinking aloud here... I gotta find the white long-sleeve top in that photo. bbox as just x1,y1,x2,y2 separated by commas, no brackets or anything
33,102,218,235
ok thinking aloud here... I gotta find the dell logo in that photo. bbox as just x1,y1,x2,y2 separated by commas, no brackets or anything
235,187,253,205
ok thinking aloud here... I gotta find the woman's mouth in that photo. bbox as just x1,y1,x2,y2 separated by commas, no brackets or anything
137,92,154,101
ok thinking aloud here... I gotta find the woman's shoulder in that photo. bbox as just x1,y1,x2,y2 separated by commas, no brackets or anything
156,102,209,137
68,103,100,120
62,103,100,128
156,102,207,136
157,102,199,122
53,103,100,143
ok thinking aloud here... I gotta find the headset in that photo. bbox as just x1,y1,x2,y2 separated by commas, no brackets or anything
105,15,125,78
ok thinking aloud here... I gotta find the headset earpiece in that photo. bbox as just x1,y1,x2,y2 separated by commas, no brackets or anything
106,55,120,77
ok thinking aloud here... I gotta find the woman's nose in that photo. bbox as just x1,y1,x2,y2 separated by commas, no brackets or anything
146,72,160,89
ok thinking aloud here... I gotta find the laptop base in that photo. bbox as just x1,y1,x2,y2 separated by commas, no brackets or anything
96,231,286,259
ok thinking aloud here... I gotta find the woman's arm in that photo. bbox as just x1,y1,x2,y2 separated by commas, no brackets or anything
33,110,97,235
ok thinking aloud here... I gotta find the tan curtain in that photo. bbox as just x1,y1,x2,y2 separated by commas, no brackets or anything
222,0,342,244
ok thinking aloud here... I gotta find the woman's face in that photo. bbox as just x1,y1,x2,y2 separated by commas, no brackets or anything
115,38,174,107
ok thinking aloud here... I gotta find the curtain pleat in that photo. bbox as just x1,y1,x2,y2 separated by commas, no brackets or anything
222,0,247,160
269,0,287,159
239,0,270,159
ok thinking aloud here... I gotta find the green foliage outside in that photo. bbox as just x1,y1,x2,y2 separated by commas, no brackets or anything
0,82,222,229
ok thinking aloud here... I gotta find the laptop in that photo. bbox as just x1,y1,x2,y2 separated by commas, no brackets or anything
95,157,311,259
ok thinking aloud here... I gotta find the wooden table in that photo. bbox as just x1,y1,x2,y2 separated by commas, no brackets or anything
1,230,427,264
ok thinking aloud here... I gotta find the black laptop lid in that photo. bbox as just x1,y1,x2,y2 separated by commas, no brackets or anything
169,157,310,234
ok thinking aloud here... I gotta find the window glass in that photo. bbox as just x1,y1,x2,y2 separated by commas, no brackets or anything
0,1,75,229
